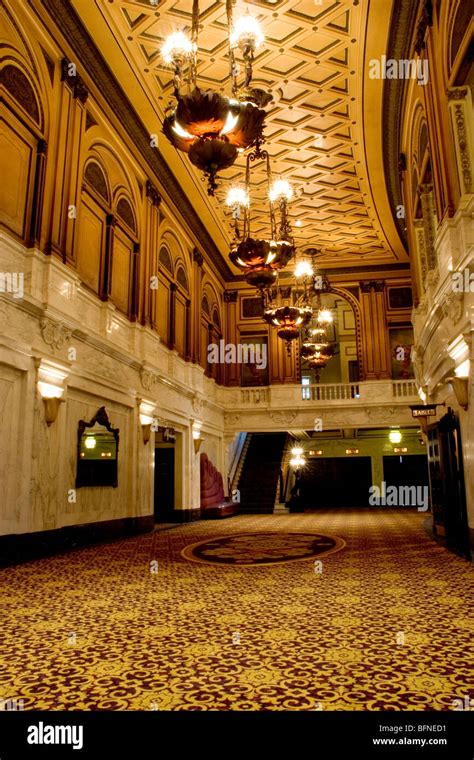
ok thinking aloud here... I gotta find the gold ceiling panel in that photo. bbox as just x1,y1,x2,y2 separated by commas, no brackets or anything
78,0,408,270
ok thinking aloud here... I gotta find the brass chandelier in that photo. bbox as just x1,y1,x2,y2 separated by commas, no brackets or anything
261,258,315,354
226,146,295,289
300,274,336,379
161,0,269,195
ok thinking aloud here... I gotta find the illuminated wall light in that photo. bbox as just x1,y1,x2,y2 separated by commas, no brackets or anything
455,359,470,378
393,447,408,453
37,362,67,426
345,448,359,455
291,446,303,456
389,430,402,444
309,450,323,456
140,401,156,445
192,423,204,454
84,436,96,450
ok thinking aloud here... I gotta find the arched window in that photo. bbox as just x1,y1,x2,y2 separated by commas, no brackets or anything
450,2,472,70
176,266,188,292
159,246,173,274
418,123,428,165
202,296,210,317
0,65,40,125
212,307,221,328
116,197,136,233
0,62,45,245
84,161,109,204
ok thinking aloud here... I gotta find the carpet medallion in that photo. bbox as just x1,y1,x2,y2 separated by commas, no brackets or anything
181,532,345,565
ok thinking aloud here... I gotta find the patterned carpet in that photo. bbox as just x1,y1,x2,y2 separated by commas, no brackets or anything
0,510,473,711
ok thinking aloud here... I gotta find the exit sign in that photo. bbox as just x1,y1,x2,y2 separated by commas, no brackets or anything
409,405,437,417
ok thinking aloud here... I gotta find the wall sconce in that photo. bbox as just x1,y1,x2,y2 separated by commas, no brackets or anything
192,428,204,454
388,430,402,444
37,361,67,426
447,377,469,410
139,400,156,444
141,420,152,444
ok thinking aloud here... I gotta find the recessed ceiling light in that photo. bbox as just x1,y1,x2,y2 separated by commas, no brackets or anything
295,220,302,227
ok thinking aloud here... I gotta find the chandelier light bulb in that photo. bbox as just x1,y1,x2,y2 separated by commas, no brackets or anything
171,118,194,140
318,309,333,323
221,110,240,135
290,454,306,468
162,31,193,65
294,261,313,279
291,446,303,456
230,15,265,51
269,179,293,202
226,187,249,207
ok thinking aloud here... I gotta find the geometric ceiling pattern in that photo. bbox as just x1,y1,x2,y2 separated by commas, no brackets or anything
86,0,408,270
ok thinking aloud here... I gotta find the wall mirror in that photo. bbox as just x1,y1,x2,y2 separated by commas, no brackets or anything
76,406,119,488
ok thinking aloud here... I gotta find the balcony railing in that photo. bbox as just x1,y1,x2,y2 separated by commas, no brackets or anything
236,379,418,406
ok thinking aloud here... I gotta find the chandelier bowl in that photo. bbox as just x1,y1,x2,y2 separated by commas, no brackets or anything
188,137,238,195
175,88,230,137
225,102,266,149
263,305,312,329
229,238,294,272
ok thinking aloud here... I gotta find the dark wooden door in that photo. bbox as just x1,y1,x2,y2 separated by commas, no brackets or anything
427,409,470,558
154,447,175,522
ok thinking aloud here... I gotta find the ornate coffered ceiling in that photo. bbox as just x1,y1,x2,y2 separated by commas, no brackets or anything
71,0,408,272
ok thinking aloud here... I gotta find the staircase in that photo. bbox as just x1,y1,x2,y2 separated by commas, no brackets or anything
237,433,288,514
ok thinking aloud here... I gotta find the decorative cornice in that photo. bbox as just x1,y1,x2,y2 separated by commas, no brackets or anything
42,0,232,281
40,317,71,350
442,291,464,325
414,0,433,55
382,0,419,251
452,104,472,194
140,367,159,391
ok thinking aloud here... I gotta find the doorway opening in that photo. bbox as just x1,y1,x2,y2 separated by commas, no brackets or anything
154,442,175,523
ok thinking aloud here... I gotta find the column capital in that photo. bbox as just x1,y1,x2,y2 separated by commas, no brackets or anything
447,87,470,102
193,248,204,267
360,280,384,293
146,181,161,207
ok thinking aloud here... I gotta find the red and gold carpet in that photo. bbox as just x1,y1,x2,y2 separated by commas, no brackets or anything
0,510,473,711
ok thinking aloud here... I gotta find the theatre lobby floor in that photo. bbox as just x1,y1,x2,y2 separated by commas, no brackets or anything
1,510,473,711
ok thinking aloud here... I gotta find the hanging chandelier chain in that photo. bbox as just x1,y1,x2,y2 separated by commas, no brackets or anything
226,0,239,98
189,0,199,89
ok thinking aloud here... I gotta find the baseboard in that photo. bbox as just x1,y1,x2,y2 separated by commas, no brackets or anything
0,515,154,566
